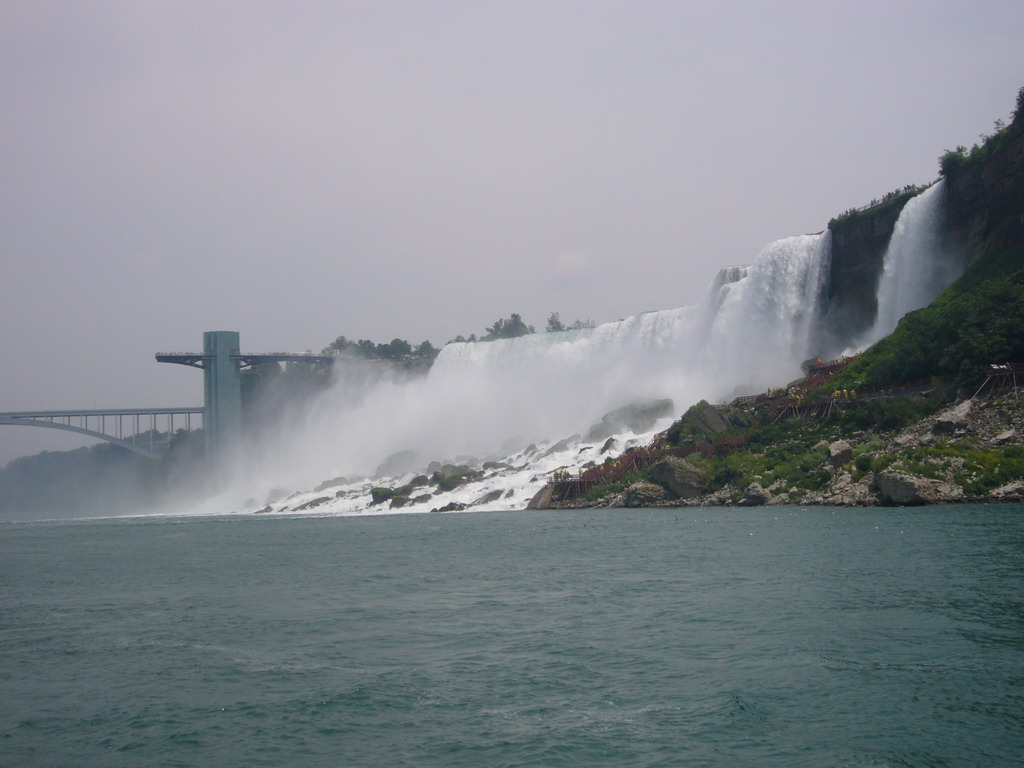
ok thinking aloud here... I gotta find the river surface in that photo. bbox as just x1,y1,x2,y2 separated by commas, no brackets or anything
2,505,1022,767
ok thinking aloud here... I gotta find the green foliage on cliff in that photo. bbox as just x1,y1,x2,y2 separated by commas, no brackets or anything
940,86,1023,177
831,246,1024,389
828,185,923,229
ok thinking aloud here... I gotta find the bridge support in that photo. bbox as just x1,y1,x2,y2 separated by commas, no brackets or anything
203,331,242,459
156,332,337,460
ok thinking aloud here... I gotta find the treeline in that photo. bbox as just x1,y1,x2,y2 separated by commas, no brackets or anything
324,336,438,360
940,86,1024,177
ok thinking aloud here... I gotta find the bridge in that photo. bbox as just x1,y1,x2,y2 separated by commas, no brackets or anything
2,331,335,461
0,407,204,460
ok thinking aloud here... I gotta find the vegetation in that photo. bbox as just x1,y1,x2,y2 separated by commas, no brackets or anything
545,312,596,332
325,335,437,361
482,313,535,340
830,246,1024,390
828,184,925,228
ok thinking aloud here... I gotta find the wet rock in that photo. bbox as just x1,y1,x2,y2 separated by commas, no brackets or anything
527,484,556,510
874,470,964,505
649,456,709,499
431,501,466,513
370,487,396,505
292,495,331,511
375,450,419,477
587,399,675,440
600,437,619,454
738,482,770,506
988,480,1024,501
474,489,505,505
314,476,349,492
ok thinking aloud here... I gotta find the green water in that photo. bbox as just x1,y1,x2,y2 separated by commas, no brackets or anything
2,505,1022,767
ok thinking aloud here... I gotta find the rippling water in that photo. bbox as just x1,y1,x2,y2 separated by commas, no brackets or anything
2,505,1022,767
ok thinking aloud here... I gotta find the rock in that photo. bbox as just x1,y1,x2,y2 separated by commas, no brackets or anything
587,399,675,440
370,487,396,505
690,401,729,435
482,461,512,471
292,495,331,511
314,476,349,492
265,488,290,504
624,481,667,507
389,495,411,509
813,440,830,451
828,440,854,467
989,480,1024,501
600,437,619,454
375,450,418,477
874,470,964,505
932,400,973,435
526,484,555,510
738,482,770,506
991,429,1016,445
473,489,505,505
541,436,580,458
649,455,709,499
431,501,466,513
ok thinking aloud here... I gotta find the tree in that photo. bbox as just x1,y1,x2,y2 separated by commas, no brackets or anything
483,313,534,340
546,312,565,332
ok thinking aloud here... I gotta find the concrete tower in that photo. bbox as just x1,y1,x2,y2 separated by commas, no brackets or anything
202,331,242,458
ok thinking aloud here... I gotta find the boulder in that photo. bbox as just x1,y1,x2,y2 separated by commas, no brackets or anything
649,455,709,499
292,495,332,512
526,484,555,510
375,450,419,477
600,437,619,454
828,440,854,467
989,480,1024,501
932,400,973,435
689,401,729,435
370,487,396,505
874,470,964,505
314,476,349,492
473,489,505,505
738,482,770,506
587,399,675,440
991,429,1016,445
624,481,668,507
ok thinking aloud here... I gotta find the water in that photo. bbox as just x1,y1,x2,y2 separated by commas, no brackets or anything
3,505,1023,767
862,180,963,347
234,232,831,506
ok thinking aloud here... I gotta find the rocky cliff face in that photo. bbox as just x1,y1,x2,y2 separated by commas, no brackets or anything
819,196,913,348
943,117,1024,262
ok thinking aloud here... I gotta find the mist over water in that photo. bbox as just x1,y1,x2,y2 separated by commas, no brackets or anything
220,232,832,509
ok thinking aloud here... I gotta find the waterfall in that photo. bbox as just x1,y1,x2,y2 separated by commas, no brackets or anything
860,180,961,346
231,231,833,500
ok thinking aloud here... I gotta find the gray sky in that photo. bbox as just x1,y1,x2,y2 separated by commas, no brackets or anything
2,0,1022,464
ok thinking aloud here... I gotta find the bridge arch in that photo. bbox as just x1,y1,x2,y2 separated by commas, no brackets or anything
0,416,161,459
0,408,203,461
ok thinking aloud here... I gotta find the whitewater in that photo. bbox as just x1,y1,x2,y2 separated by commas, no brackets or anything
196,182,959,517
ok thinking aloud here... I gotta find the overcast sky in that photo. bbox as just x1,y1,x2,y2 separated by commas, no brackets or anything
2,0,1022,464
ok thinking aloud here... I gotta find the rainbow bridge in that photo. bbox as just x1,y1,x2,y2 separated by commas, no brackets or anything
1,331,335,460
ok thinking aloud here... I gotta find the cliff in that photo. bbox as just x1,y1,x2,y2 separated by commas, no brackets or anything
816,88,1024,354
